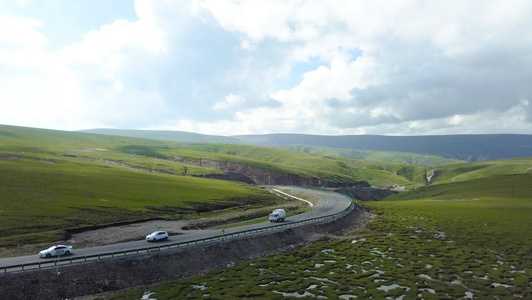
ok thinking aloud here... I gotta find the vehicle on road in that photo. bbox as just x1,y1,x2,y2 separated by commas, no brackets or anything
269,208,286,222
146,231,169,242
38,245,74,258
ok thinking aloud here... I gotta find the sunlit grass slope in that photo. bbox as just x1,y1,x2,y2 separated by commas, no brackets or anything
2,123,530,252
421,158,532,185
0,156,280,247
0,125,282,247
106,175,532,299
2,125,431,188
384,173,532,248
155,143,431,188
279,144,464,166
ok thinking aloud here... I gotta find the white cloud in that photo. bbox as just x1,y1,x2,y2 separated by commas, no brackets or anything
198,0,296,41
240,39,253,50
1,0,531,135
60,17,164,65
0,1,168,130
213,94,244,110
0,16,46,51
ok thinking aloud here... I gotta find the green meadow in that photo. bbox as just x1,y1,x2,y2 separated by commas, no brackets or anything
0,124,429,249
0,124,440,250
1,124,431,188
0,157,281,248
2,124,532,299
105,174,532,299
279,144,464,166
0,125,284,249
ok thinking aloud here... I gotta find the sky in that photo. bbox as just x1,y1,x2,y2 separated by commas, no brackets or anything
1,0,531,136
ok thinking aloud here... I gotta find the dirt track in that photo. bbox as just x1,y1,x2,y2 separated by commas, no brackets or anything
0,204,371,300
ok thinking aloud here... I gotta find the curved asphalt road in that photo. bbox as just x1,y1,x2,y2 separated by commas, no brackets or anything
0,186,352,271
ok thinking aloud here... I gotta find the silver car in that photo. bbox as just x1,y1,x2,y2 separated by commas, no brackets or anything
38,245,74,258
146,231,169,242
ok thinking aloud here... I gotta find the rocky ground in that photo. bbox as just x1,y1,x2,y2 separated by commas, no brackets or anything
0,203,372,300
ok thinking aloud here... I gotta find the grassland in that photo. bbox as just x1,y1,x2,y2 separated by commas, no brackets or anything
0,157,281,248
2,119,532,293
1,124,432,188
0,124,428,249
154,143,432,188
0,125,284,248
279,144,464,166
425,158,532,185
105,174,532,299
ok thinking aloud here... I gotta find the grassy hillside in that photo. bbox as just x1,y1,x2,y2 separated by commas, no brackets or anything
389,172,531,199
2,124,531,252
0,124,428,248
107,175,532,299
154,143,430,188
279,144,463,166
3,125,433,188
0,125,282,248
0,157,277,246
80,129,469,166
421,158,532,186
81,128,242,144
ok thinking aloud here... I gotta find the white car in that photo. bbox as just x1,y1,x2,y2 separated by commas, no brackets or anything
146,231,169,242
38,245,74,258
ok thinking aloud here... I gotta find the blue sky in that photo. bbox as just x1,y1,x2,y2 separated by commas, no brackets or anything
1,1,138,50
1,0,531,136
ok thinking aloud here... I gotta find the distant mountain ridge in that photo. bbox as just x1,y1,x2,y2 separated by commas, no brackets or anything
80,129,532,162
234,133,532,162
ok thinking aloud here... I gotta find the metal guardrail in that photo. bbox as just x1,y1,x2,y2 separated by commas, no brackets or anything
1,191,353,274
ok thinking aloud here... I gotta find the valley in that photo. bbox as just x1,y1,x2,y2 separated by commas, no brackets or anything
0,125,531,299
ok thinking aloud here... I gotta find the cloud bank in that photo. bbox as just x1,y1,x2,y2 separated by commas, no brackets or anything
1,0,531,136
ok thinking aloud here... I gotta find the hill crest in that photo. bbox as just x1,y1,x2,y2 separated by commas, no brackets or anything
81,129,532,162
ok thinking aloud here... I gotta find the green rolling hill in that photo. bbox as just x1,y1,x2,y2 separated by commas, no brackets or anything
81,128,532,165
81,128,242,145
277,144,463,166
2,124,532,251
